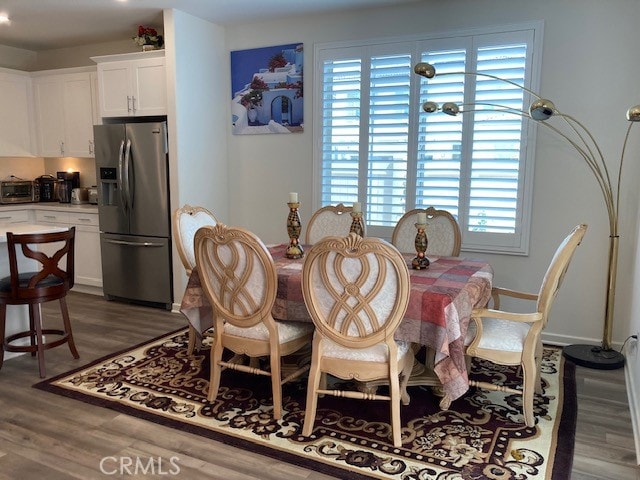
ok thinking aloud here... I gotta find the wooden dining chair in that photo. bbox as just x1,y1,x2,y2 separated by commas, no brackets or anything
391,206,461,256
0,227,78,378
464,224,587,426
173,204,218,355
305,203,364,244
194,223,313,419
301,232,413,447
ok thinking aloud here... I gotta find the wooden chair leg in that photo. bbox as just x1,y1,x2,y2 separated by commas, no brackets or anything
400,352,413,406
29,307,36,356
60,298,79,359
389,371,403,447
187,325,197,356
31,304,46,378
521,356,537,427
270,352,283,419
207,341,224,402
534,340,543,394
302,360,321,437
0,304,6,370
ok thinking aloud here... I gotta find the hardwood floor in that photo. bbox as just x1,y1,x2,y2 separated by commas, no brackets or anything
0,291,638,479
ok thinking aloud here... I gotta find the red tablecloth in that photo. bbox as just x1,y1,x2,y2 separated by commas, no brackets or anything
180,243,493,404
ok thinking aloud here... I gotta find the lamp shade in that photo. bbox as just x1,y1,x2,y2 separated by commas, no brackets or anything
414,62,435,79
421,101,439,113
529,99,556,121
442,102,460,116
626,105,640,122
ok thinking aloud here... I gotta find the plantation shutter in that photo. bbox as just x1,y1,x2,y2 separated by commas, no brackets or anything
366,53,412,227
319,57,362,206
314,25,540,254
468,44,527,234
416,49,467,218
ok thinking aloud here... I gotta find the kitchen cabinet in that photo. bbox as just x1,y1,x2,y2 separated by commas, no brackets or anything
0,210,30,225
32,69,98,158
92,51,167,118
34,209,103,288
0,68,35,157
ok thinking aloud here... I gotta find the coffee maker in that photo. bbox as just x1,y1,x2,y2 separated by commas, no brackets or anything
56,171,80,203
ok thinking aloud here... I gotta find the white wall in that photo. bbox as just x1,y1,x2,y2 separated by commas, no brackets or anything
224,0,640,351
164,9,229,307
30,40,140,71
627,218,640,463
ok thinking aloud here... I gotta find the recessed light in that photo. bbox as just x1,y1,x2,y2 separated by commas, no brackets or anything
0,14,10,24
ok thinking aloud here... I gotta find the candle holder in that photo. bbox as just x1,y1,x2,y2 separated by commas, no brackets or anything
349,211,365,237
411,222,430,270
285,202,304,259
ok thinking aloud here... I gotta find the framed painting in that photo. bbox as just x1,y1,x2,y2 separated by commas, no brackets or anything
231,43,303,135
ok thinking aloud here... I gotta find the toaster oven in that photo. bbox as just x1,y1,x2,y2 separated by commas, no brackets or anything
0,180,35,204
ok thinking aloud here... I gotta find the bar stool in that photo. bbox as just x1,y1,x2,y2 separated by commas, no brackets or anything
0,227,79,378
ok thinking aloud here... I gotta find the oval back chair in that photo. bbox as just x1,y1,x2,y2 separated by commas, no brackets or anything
301,232,412,447
194,223,313,419
173,204,218,355
305,203,364,244
391,207,461,256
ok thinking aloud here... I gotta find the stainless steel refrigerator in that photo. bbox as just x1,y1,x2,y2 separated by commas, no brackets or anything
94,121,173,310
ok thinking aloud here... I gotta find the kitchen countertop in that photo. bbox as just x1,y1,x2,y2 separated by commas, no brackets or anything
0,224,69,242
0,203,98,212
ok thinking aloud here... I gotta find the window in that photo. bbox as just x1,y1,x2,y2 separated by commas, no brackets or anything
314,23,543,254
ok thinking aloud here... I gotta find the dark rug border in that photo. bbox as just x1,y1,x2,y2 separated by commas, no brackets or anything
33,328,375,480
551,356,577,478
33,331,576,480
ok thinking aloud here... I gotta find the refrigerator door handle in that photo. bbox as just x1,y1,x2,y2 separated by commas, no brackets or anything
123,138,132,210
117,140,126,212
104,239,166,247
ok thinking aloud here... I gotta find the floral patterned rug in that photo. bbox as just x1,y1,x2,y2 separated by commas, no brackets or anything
34,329,576,480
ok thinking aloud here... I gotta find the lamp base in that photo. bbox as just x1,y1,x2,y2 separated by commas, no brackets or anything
562,344,625,370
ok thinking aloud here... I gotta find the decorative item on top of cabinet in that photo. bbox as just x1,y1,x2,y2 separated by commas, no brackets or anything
91,51,167,118
0,68,35,157
32,69,98,158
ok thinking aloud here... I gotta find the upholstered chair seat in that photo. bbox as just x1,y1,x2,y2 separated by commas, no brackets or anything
465,319,531,352
321,338,411,362
224,321,313,343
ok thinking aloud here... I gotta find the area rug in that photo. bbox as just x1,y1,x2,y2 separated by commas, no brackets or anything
34,328,576,480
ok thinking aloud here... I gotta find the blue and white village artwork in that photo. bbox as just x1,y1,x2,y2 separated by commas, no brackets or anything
231,43,303,135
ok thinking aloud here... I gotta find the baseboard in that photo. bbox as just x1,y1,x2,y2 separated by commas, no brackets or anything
71,284,103,296
623,337,640,466
541,331,624,350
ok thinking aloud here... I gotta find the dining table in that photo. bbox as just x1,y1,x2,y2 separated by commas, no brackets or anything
179,243,493,408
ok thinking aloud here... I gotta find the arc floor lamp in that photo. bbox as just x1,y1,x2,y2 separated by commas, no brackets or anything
414,61,640,369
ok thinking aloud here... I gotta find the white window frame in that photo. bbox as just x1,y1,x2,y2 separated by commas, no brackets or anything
313,22,544,255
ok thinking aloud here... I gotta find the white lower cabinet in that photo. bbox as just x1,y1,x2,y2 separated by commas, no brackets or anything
68,212,102,288
34,209,102,288
0,210,30,226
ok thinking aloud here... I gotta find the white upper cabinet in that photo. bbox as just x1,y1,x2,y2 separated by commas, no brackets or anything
92,51,167,118
32,69,98,158
0,68,35,157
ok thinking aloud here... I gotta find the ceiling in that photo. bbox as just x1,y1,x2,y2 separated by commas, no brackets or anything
0,0,418,51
